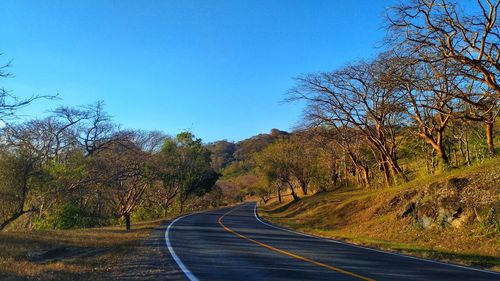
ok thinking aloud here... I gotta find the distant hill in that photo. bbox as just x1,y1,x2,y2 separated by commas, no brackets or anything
206,128,290,172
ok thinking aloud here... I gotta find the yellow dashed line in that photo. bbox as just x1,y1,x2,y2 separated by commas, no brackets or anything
217,205,375,281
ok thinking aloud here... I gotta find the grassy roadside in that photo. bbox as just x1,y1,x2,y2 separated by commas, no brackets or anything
258,158,500,272
0,220,163,281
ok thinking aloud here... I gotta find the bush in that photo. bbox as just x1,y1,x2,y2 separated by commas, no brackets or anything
131,204,164,221
33,203,112,230
480,207,500,237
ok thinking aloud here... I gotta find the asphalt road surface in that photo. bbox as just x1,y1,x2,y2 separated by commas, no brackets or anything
165,203,499,281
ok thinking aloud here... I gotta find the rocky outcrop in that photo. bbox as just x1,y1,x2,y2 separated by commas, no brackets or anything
392,176,499,229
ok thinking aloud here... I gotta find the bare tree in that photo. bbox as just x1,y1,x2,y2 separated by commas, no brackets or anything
0,150,39,230
0,121,58,230
286,133,321,195
388,0,500,154
310,122,373,188
0,56,55,122
392,55,461,170
89,134,151,231
289,56,407,187
51,106,91,159
76,101,118,156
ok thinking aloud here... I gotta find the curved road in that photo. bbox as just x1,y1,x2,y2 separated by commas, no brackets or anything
165,203,499,281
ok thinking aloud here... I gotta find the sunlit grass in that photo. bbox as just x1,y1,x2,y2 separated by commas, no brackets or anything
0,220,162,280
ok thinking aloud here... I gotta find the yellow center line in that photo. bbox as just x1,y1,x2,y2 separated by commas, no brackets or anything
217,205,375,281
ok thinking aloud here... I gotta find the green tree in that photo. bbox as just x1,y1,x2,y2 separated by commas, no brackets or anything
255,140,300,201
160,132,219,213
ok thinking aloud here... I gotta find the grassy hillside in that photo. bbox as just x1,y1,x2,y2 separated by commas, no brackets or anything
259,158,500,271
0,220,163,280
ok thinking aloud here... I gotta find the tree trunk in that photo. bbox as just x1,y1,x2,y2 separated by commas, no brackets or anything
434,144,449,171
125,213,131,231
0,209,34,231
379,153,392,188
300,181,308,195
453,148,459,167
331,169,339,188
179,196,185,214
287,182,300,202
430,149,436,174
277,187,282,204
486,121,495,155
360,166,370,188
164,201,169,217
465,139,471,165
388,158,407,183
382,163,392,187
421,131,449,172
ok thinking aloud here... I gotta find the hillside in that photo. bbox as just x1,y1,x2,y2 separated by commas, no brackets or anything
259,158,500,271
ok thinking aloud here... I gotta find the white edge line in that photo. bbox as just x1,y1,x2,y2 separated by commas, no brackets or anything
164,204,243,281
252,203,500,276
165,212,201,281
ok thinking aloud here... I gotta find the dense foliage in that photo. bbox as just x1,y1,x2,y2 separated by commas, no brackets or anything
0,100,219,230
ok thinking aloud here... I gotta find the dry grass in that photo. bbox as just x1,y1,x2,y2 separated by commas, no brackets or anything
259,158,500,272
0,220,162,281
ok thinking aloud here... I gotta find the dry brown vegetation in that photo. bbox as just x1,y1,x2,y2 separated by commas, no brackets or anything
259,158,500,271
0,220,163,280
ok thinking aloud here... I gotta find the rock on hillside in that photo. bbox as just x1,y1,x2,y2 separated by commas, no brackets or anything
388,170,499,230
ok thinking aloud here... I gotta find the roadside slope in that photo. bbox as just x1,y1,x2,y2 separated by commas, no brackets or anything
259,158,500,271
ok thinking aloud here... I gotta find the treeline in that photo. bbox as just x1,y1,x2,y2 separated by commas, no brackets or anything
212,0,499,203
0,97,219,230
290,0,499,185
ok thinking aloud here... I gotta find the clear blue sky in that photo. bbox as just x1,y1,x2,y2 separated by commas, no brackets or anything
1,0,393,142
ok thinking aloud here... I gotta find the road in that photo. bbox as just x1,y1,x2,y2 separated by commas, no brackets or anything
165,203,499,281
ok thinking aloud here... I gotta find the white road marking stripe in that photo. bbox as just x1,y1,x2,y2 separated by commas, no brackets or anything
252,203,500,276
165,213,200,281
